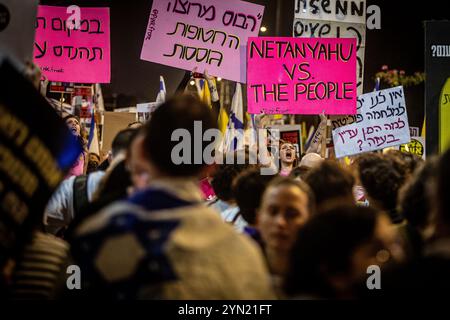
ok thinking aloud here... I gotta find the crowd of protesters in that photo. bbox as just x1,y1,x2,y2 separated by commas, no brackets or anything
1,69,450,300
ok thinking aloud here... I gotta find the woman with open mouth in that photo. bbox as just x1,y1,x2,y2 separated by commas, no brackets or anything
63,114,88,177
279,141,298,177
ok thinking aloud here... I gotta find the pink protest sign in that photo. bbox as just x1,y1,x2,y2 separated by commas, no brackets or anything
34,6,110,83
247,37,357,115
140,0,264,83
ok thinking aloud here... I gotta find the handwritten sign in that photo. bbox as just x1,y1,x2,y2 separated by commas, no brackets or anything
140,0,264,83
247,37,357,115
0,58,82,262
293,0,366,96
137,102,160,123
294,0,366,24
332,86,411,158
267,124,303,155
34,5,110,83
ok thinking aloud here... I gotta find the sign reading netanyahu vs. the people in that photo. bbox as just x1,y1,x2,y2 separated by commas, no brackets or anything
34,6,110,83
140,0,264,83
247,37,357,115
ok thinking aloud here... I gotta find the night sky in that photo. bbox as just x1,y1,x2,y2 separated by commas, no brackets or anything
40,0,450,126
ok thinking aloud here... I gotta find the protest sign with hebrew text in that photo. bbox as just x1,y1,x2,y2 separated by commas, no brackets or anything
247,37,357,115
332,86,411,158
34,6,110,83
140,0,264,83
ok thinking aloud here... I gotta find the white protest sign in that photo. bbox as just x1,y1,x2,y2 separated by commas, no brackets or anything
332,86,411,158
137,102,160,123
294,0,366,24
0,0,38,62
293,0,366,95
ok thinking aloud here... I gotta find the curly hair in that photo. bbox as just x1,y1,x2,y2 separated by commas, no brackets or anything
232,168,275,224
398,158,438,229
303,160,355,210
355,153,404,223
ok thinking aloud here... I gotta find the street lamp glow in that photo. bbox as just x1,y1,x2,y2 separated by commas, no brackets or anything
260,26,267,32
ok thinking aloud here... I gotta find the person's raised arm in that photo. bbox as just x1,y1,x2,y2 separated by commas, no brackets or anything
306,112,327,154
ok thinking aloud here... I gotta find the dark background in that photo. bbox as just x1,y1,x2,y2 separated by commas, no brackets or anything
40,0,450,127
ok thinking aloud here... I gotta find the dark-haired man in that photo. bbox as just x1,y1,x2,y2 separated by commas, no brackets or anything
71,95,274,299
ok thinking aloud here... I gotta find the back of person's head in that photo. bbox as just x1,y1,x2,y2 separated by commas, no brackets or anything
436,149,450,231
111,128,139,158
211,161,251,202
303,161,355,210
355,153,404,223
232,167,275,225
398,157,438,230
284,205,381,298
289,165,311,180
383,150,417,182
142,95,217,177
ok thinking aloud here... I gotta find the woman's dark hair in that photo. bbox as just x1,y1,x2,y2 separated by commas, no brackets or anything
63,114,80,123
398,158,438,229
112,128,139,158
232,168,275,225
63,114,87,149
384,149,423,179
355,153,404,223
211,162,251,202
142,95,217,177
303,161,355,209
284,205,379,298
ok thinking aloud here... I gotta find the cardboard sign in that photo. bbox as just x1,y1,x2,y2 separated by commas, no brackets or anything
425,21,450,155
34,5,110,83
267,124,303,156
0,57,82,262
332,86,411,158
140,0,264,83
293,0,366,95
0,0,38,63
137,102,159,123
247,37,357,115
